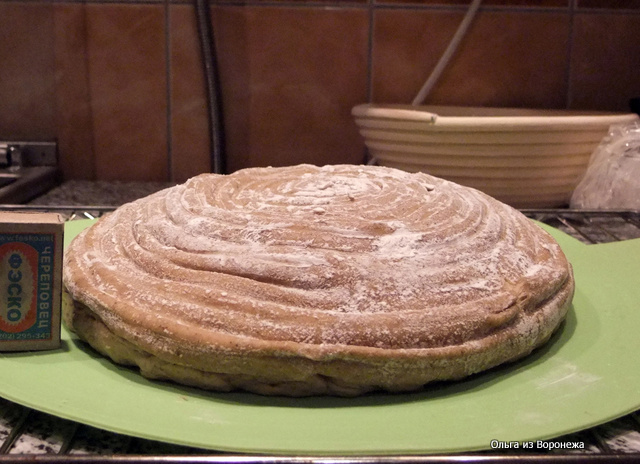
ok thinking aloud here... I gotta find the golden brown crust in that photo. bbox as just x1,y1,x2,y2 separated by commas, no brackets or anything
62,164,574,396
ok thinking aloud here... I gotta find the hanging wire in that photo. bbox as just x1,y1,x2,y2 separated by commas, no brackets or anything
412,0,482,106
194,0,225,174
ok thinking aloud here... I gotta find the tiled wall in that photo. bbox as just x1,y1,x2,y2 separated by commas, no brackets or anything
1,0,638,182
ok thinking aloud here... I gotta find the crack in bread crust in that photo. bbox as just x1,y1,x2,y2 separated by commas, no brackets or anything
62,165,575,397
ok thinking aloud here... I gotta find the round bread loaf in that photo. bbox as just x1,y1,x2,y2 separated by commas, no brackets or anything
62,164,574,396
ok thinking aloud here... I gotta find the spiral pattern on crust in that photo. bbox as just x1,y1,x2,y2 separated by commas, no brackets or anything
63,164,572,359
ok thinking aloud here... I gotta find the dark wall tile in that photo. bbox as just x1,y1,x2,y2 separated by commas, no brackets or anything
212,0,368,4
0,2,55,141
209,6,252,172
578,0,640,9
169,4,211,181
377,0,568,6
84,3,169,181
211,6,370,173
3,0,638,183
570,13,640,111
372,9,571,108
54,3,96,180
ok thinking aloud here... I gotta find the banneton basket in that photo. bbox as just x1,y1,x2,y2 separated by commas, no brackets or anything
352,104,639,208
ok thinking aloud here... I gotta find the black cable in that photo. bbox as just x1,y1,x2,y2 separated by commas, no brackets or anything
194,0,225,174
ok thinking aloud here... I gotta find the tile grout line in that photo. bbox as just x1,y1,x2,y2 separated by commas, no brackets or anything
2,0,640,12
165,0,173,180
13,0,640,11
366,0,374,103
565,0,576,109
4,0,639,13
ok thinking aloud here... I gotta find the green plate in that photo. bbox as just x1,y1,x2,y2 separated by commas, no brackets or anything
0,219,639,455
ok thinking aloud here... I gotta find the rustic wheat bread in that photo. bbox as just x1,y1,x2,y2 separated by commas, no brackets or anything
62,164,574,396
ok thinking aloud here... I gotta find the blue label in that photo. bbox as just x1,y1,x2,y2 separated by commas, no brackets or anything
0,233,56,341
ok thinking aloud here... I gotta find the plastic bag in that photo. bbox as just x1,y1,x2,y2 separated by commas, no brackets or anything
570,121,640,209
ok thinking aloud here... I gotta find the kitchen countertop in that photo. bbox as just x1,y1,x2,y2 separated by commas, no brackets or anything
28,180,177,207
0,181,638,457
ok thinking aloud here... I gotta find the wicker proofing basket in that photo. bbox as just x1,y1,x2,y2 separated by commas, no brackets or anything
352,104,639,208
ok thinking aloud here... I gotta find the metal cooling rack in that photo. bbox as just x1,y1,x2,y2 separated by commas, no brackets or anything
521,209,640,244
0,206,639,461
